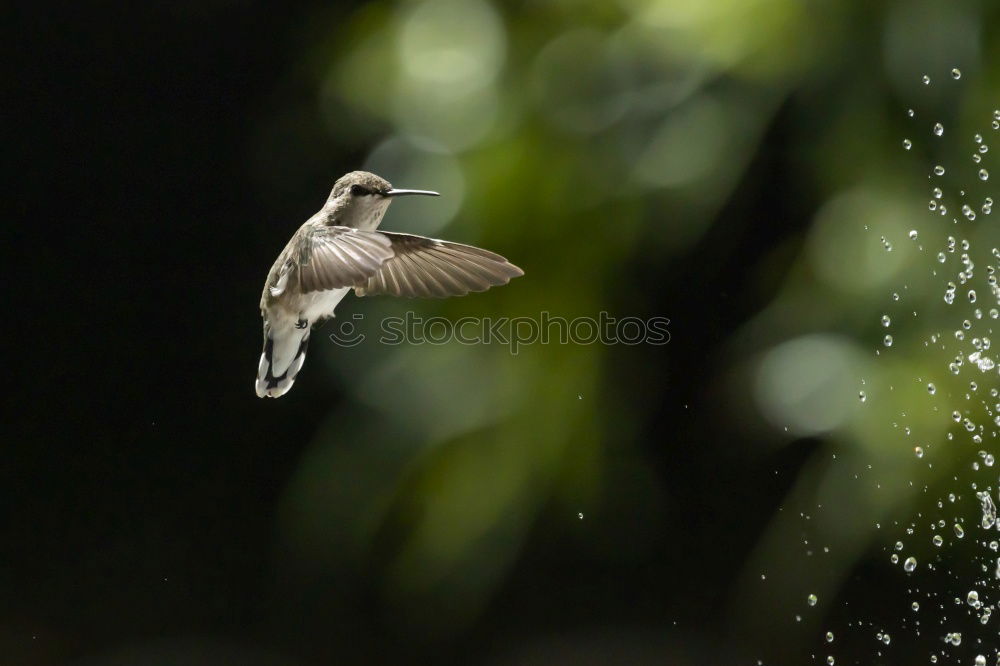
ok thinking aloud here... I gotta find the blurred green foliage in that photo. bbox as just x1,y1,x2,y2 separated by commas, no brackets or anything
251,0,1000,658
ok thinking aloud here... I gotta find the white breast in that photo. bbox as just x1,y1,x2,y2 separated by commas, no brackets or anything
301,287,351,323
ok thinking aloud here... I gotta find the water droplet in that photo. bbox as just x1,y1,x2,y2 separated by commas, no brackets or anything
826,631,834,642
911,601,920,611
955,523,965,538
980,491,997,529
903,556,917,572
951,67,962,79
807,593,818,606
884,334,893,347
932,534,943,546
927,383,936,394
859,391,867,403
914,446,924,458
968,590,980,606
933,187,943,198
980,169,990,181
908,229,918,240
933,122,944,136
934,165,946,176
922,75,931,85
903,138,912,150
881,315,891,327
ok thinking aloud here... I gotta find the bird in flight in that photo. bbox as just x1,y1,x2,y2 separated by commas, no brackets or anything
256,170,524,398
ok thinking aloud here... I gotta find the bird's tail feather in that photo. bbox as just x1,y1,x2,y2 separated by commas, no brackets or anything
255,322,309,398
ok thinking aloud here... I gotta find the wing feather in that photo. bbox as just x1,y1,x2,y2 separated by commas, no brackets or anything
296,226,395,293
354,232,524,298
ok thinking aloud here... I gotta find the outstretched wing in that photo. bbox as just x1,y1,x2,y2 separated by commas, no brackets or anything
353,232,524,298
290,225,395,294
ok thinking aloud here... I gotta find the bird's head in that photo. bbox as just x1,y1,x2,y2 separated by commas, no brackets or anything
325,170,438,229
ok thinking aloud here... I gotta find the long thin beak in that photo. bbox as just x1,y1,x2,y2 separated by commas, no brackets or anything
385,188,439,197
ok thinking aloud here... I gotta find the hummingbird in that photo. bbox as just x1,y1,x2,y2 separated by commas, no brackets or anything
256,170,524,398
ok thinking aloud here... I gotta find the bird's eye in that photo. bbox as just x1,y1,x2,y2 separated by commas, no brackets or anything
350,184,369,196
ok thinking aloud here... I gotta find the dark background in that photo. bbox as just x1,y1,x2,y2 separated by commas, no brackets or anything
9,1,997,664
